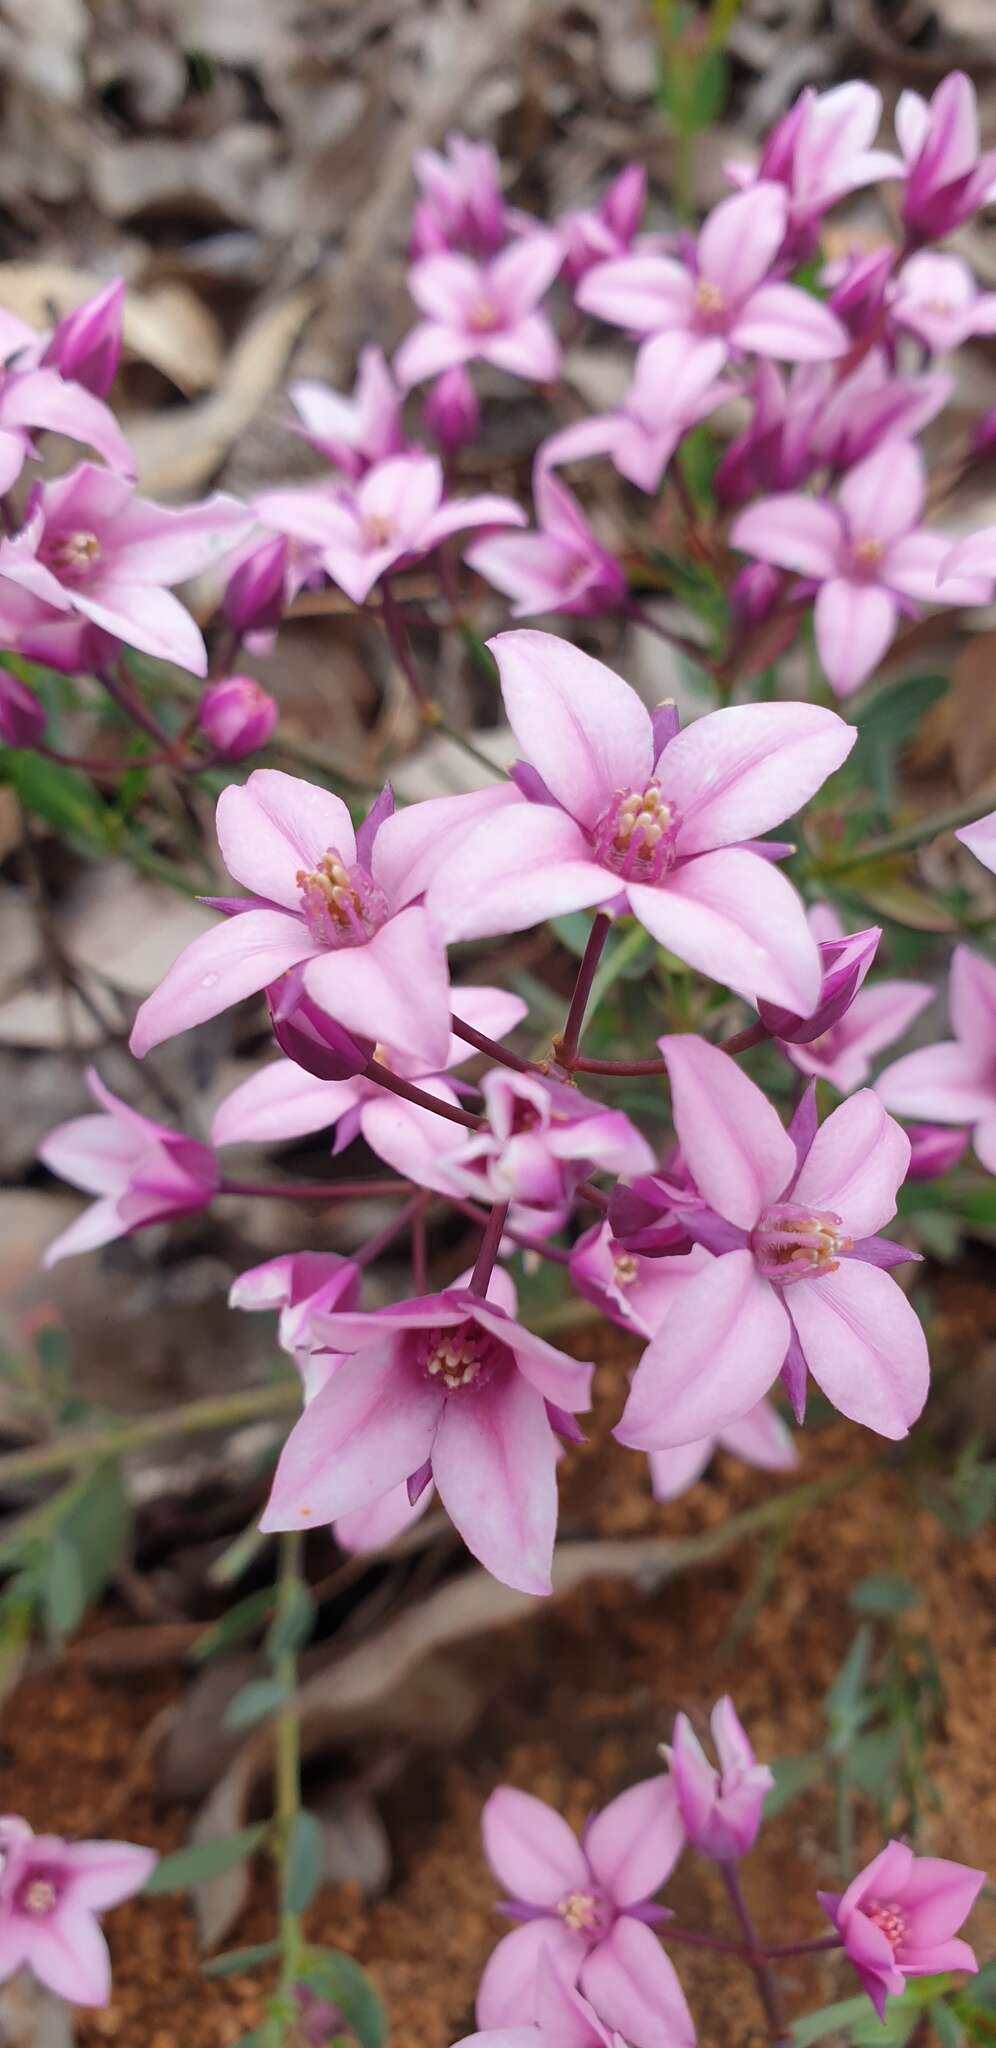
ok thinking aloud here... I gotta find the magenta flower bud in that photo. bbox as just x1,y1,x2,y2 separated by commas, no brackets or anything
730,560,783,628
267,966,369,1082
667,1697,773,1861
0,667,46,747
222,532,290,635
198,675,278,760
425,364,480,454
818,1841,985,2020
905,1123,970,1179
603,162,647,243
898,72,996,243
41,279,125,398
970,407,996,459
758,924,881,1043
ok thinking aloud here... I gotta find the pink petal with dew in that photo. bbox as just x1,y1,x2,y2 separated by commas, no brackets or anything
814,577,898,697
662,699,855,855
217,769,356,908
128,909,315,1057
658,1034,796,1228
260,1337,443,1529
584,1776,685,1906
431,1368,558,1595
490,630,653,830
787,1262,929,1439
791,1090,910,1237
631,846,822,1016
482,1786,589,1905
580,1915,696,2048
616,1251,791,1448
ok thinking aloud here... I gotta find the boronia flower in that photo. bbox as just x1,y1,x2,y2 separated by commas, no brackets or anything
893,71,996,242
197,675,278,760
538,333,732,495
890,251,996,355
665,1697,773,1862
260,1284,593,1595
476,1780,692,2044
465,468,627,619
288,347,406,477
130,774,511,1071
615,1037,928,1446
875,947,996,1175
557,163,647,285
38,1067,218,1266
725,83,896,238
427,631,855,1016
762,905,933,1094
818,1842,984,2019
395,236,563,391
411,133,508,259
0,1819,156,2006
455,1948,624,2048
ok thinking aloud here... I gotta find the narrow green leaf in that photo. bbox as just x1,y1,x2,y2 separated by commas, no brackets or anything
191,1587,275,1665
849,1574,918,1617
266,1579,315,1661
145,1824,268,1893
763,1754,823,1817
791,1995,877,2046
284,1810,324,1915
825,1625,873,1728
224,1675,292,1731
2,749,110,846
44,1536,86,1640
202,1939,282,1979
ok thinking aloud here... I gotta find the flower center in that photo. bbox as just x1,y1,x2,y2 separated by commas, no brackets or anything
45,529,102,582
694,277,727,327
20,1876,58,1916
556,1887,613,1938
592,782,680,884
866,1900,907,1953
752,1203,852,1283
363,513,394,548
612,1251,639,1287
468,296,500,332
421,1320,496,1390
295,849,389,949
849,536,885,575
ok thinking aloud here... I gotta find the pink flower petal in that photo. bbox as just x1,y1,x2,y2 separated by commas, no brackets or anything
490,630,654,830
334,1481,434,1554
483,315,561,383
72,580,208,676
616,1251,791,1447
956,809,996,874
584,1777,685,1906
876,1041,996,1124
475,1919,587,2030
394,322,477,391
42,1195,126,1268
260,1337,443,1528
482,1787,589,1905
898,1858,985,1946
129,909,315,1057
427,802,614,943
663,700,855,855
24,1910,111,2006
303,906,452,1071
62,1841,158,1910
791,1090,910,1237
648,1439,714,1499
360,1087,467,1197
211,1060,359,1147
629,848,822,1014
658,1034,797,1228
408,252,482,322
950,945,996,1060
697,183,788,303
788,1262,929,1438
372,786,520,914
491,233,564,314
719,1399,797,1470
431,1369,558,1595
216,768,356,908
730,494,842,579
814,577,898,696
838,440,924,543
731,283,846,360
579,1915,696,2048
577,254,697,333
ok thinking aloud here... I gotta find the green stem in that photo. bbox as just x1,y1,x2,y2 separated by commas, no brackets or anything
0,1380,299,1488
274,1530,304,1980
819,790,996,874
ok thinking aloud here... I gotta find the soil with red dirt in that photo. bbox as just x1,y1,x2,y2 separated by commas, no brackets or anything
1,1279,994,2048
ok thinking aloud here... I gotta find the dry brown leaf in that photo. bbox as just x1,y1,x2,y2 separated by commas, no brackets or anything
127,287,316,496
89,126,279,228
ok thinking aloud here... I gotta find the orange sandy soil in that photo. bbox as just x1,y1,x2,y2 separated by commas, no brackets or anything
1,1276,994,2048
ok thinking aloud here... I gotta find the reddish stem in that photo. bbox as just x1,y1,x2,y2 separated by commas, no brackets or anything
449,1196,573,1268
218,1176,409,1202
470,1201,510,1294
449,1012,537,1074
364,1059,482,1132
380,578,431,707
718,1020,770,1056
763,1935,841,1961
354,1195,424,1268
571,1052,669,1077
722,1862,791,2045
556,913,611,1067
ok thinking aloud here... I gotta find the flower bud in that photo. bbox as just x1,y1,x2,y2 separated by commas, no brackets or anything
42,279,125,398
730,560,783,627
222,534,289,636
424,364,480,454
267,966,369,1082
905,1123,970,1180
970,407,996,459
198,676,278,761
0,668,46,747
667,1697,773,1861
759,925,881,1043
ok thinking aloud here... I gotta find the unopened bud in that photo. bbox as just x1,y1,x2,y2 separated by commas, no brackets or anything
198,676,278,761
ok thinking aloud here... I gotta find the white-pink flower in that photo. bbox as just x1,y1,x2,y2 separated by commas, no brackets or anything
396,236,563,390
38,1067,218,1265
0,1820,156,2006
876,947,996,1175
890,252,996,354
466,468,627,618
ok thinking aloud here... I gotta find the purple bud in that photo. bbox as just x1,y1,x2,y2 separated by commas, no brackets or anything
42,279,125,398
970,407,996,459
730,560,783,627
905,1123,970,1180
0,668,46,747
198,676,278,761
222,533,289,636
758,926,881,1043
602,162,647,243
424,364,480,454
408,197,450,261
268,967,369,1081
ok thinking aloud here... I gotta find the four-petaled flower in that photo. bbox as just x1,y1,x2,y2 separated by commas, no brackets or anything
818,1842,984,2018
0,1819,156,2006
396,237,563,390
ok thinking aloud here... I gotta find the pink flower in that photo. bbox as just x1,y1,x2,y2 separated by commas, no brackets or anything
455,1948,624,2048
906,1125,970,1180
411,134,507,259
818,1841,985,2019
395,237,563,391
41,279,125,398
715,352,950,507
445,1070,654,1217
255,451,525,606
539,334,731,494
894,72,996,242
0,359,134,497
876,947,996,1175
130,772,503,1071
558,164,647,285
38,1067,218,1266
891,252,996,354
941,523,996,585
725,84,897,238
730,441,991,697
476,1780,692,2044
647,1403,796,1502
763,906,933,1092
427,631,854,1016
260,1282,593,1595
577,183,846,363
956,808,996,875
425,364,480,454
0,667,46,747
615,1036,928,1446
466,469,626,618
0,463,251,677
0,1821,156,2006
198,675,278,760
288,349,405,478
666,1698,773,1860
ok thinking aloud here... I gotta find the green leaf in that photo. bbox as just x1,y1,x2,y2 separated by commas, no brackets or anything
202,1939,282,1979
265,1577,315,1661
58,1460,130,1609
825,1625,873,1743
145,1824,268,1893
191,1587,276,1665
284,1809,325,1914
763,1754,824,1817
849,1574,918,1617
44,1536,86,1640
2,749,110,848
844,1727,901,1799
224,1675,292,1731
792,1995,874,2045
931,2000,965,2048
840,866,957,933
299,1948,389,2048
